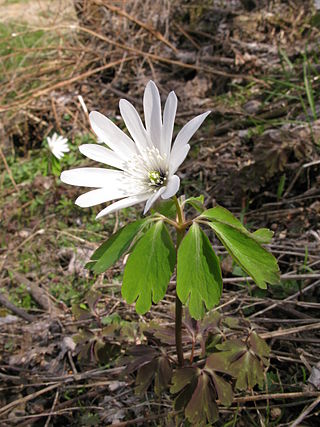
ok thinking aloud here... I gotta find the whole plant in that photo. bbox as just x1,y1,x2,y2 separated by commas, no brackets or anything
61,81,280,424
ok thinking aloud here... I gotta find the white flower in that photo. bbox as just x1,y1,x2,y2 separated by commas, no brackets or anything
47,133,69,160
61,81,210,218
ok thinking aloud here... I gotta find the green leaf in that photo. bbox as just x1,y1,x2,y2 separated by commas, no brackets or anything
207,221,279,289
177,223,222,320
184,195,205,212
122,221,176,314
151,199,176,218
51,155,61,177
202,205,274,244
251,228,274,244
201,206,279,288
86,219,145,274
202,205,247,233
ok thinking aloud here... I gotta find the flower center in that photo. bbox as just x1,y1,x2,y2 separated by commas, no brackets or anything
122,147,169,194
148,170,167,188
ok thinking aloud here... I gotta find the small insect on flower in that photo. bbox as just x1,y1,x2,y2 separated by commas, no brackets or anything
61,81,210,218
47,133,69,160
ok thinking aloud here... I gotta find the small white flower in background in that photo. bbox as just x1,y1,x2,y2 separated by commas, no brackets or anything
61,81,210,218
47,133,69,160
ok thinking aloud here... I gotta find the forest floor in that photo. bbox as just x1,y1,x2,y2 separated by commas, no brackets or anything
0,0,320,426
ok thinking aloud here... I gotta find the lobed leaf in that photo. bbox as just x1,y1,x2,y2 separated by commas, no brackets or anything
93,340,120,364
250,331,270,365
185,372,219,426
205,352,233,376
171,367,199,394
177,223,223,320
202,205,274,244
135,358,157,395
86,290,101,313
202,205,248,233
201,206,279,289
122,221,176,314
210,372,233,407
154,355,172,396
146,321,191,346
215,334,270,391
232,352,265,390
171,364,233,426
124,346,172,396
151,199,176,218
207,221,279,289
86,219,146,274
183,195,205,212
251,228,274,244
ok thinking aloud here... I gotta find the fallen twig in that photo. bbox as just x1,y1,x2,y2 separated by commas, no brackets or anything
0,292,35,323
0,147,19,194
259,322,320,339
290,395,320,427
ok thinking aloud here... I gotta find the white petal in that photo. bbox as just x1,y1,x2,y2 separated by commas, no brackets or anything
161,175,180,199
144,81,162,150
79,144,124,169
119,99,152,152
143,187,165,214
171,111,210,155
60,168,123,187
51,133,58,143
96,193,149,219
60,146,70,153
169,144,190,175
52,150,63,160
89,111,136,159
161,91,177,158
58,144,69,153
75,187,132,207
56,137,68,146
55,141,68,149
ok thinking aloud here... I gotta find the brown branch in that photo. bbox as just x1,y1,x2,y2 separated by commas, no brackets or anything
290,396,320,427
0,147,19,194
231,391,320,404
76,25,268,86
101,1,178,54
0,383,60,416
259,322,320,339
0,56,136,112
0,292,35,323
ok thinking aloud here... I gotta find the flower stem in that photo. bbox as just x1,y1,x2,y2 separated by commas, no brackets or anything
174,195,184,225
174,196,185,367
175,289,184,367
